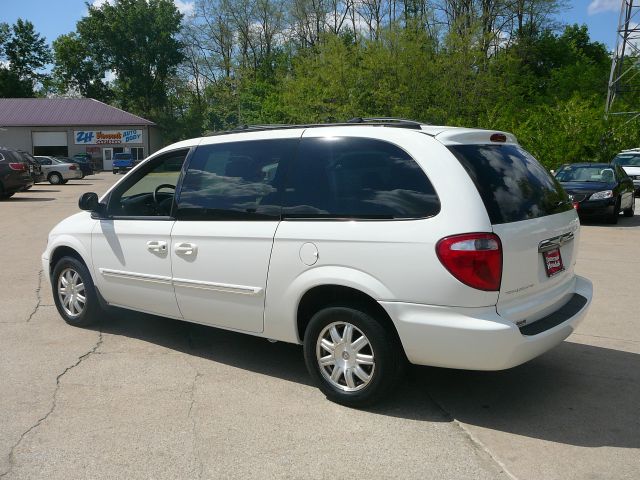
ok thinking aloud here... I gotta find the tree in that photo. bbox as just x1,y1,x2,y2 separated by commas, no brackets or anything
52,33,113,101
55,0,184,118
0,19,51,97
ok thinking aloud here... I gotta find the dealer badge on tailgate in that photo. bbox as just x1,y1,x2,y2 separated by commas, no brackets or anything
543,248,564,277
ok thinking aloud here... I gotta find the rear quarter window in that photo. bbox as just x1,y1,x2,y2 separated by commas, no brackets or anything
282,137,440,219
448,144,571,224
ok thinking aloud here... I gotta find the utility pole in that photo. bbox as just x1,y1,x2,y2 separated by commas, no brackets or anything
605,0,640,122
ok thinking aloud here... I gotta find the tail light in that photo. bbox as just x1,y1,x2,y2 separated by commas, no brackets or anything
69,164,77,170
436,233,502,291
8,162,27,171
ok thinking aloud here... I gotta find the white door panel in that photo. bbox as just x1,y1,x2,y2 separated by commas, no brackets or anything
171,221,278,333
91,219,181,318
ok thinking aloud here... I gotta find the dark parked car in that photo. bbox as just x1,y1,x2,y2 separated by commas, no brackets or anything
0,146,33,199
18,151,45,184
554,163,635,224
58,156,94,178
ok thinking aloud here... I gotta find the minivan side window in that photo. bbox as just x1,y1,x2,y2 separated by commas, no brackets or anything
176,139,297,220
282,137,440,219
108,150,188,218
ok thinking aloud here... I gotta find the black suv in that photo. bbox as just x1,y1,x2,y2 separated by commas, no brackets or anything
0,146,33,199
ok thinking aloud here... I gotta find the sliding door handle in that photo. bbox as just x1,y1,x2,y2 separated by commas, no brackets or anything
174,242,197,255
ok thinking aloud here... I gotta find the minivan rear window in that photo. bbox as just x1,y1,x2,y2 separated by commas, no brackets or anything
448,144,571,225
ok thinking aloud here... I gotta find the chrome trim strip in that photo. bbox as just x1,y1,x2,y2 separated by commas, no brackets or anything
99,268,173,285
538,232,575,252
99,268,262,295
172,277,262,295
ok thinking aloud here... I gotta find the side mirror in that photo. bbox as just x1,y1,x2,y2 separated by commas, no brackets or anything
79,192,99,211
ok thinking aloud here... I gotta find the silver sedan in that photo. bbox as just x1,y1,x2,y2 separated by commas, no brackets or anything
34,156,83,185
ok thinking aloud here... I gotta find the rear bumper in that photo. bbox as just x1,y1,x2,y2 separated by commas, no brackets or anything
65,170,83,180
3,172,33,193
381,275,592,370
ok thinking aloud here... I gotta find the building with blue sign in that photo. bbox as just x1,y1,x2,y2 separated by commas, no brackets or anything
0,98,163,170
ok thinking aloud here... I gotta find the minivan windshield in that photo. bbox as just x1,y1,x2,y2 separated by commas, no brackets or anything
448,144,571,225
612,154,640,167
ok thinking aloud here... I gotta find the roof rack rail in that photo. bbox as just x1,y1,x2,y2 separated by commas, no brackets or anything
346,117,424,127
207,118,426,137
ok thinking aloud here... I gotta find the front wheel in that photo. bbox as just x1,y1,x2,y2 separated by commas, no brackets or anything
606,198,621,224
623,196,635,217
303,306,404,407
52,256,103,327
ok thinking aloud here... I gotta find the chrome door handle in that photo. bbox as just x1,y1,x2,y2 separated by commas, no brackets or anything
146,240,167,252
174,242,197,255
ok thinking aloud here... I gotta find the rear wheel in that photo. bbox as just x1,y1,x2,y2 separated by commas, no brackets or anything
52,256,103,327
112,169,117,174
623,196,635,217
303,306,404,407
0,183,12,199
606,198,620,224
48,172,63,185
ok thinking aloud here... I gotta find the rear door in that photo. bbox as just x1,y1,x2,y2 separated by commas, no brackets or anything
448,143,579,325
170,133,299,333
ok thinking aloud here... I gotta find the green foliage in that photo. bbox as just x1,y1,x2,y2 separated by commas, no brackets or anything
53,0,185,135
21,0,640,160
52,33,112,102
0,19,51,97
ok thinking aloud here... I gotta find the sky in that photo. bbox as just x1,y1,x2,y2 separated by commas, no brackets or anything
0,0,626,51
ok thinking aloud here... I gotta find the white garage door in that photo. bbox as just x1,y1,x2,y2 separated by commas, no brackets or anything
32,131,68,147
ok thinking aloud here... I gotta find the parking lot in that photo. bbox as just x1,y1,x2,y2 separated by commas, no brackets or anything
1,172,638,480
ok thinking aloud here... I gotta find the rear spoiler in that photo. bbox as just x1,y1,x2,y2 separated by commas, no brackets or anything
432,129,518,146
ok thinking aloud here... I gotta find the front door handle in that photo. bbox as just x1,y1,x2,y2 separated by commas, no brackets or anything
174,242,197,255
146,240,167,252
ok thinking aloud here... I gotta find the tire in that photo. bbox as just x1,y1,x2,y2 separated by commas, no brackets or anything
112,169,117,174
623,196,635,217
48,172,63,185
0,183,12,199
303,306,404,407
61,179,68,184
80,172,85,179
606,198,620,224
51,256,103,327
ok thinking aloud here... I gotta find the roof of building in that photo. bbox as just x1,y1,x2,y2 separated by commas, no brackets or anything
0,98,155,127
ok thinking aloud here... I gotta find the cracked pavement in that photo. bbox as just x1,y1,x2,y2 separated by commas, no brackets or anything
0,174,638,479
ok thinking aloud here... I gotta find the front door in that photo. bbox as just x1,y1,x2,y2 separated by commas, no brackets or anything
91,149,189,317
171,136,298,333
103,148,113,170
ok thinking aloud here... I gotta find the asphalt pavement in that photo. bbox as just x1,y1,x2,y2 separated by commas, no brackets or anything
1,172,638,479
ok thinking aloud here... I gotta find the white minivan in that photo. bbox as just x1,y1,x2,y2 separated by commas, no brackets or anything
43,119,593,406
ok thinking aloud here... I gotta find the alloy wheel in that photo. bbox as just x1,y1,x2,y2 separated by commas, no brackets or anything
315,321,375,392
57,268,86,317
